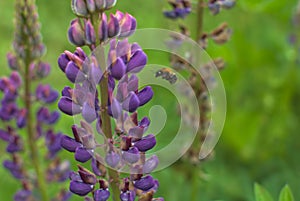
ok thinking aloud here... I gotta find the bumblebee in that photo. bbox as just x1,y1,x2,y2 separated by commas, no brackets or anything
155,68,177,84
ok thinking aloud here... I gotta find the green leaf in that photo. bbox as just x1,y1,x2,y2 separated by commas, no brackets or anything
279,185,294,201
254,183,274,201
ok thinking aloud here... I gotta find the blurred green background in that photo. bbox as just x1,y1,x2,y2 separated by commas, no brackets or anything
1,0,300,200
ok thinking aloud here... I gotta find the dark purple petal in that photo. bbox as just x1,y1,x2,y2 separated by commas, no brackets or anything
108,14,120,38
85,20,96,45
70,180,94,196
120,190,136,201
75,147,92,163
133,134,156,152
46,111,60,124
0,129,10,142
65,62,86,83
58,96,82,116
122,147,140,164
99,13,108,42
118,13,136,38
16,109,26,128
58,54,70,72
61,135,82,152
6,136,23,153
126,50,147,73
110,58,126,80
139,117,150,128
14,190,31,201
122,92,140,112
62,86,72,98
133,175,155,191
94,189,110,201
137,86,153,106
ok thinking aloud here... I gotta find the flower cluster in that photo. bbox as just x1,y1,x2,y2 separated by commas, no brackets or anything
162,0,234,164
0,0,70,200
163,0,191,19
208,0,235,15
58,1,163,201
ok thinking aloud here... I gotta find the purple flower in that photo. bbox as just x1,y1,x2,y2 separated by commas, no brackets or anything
58,96,82,116
133,175,155,191
137,86,153,106
36,84,59,104
122,147,140,164
68,19,86,46
133,134,156,152
61,135,82,152
105,151,120,168
69,180,94,196
75,147,93,163
120,190,136,201
94,189,110,201
122,92,140,112
45,130,63,158
14,189,31,201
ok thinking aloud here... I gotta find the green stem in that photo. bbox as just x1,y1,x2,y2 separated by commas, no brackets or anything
196,0,204,42
190,0,205,154
24,55,49,201
97,45,121,201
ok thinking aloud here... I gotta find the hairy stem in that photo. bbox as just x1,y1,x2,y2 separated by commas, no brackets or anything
24,55,49,201
196,0,204,42
97,44,121,201
190,0,205,155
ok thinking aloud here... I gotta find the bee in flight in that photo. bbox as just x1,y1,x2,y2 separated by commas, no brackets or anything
155,68,177,84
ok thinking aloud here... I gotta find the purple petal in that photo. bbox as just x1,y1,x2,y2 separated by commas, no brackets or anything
99,13,108,42
137,86,153,106
110,98,122,119
133,134,156,152
0,129,10,142
120,190,136,201
143,155,159,174
65,62,86,83
75,147,92,163
133,175,155,191
58,96,82,116
61,135,81,152
69,180,94,196
110,58,126,80
122,147,140,164
68,19,86,46
94,189,110,201
85,20,96,45
126,50,147,73
108,14,120,38
82,102,97,123
105,151,120,168
71,0,88,17
122,92,140,112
